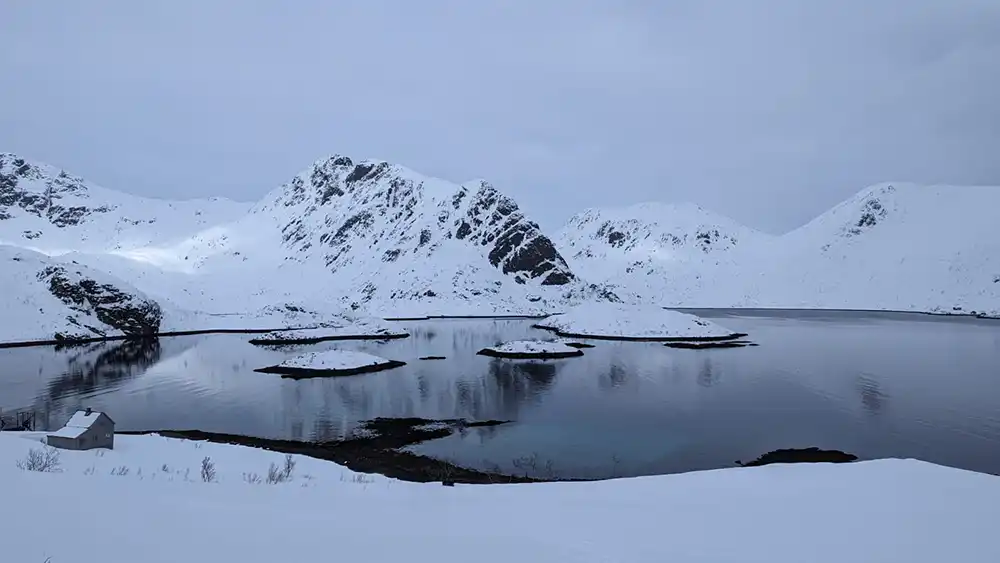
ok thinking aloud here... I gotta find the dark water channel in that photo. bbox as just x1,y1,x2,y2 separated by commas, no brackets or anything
2,310,999,479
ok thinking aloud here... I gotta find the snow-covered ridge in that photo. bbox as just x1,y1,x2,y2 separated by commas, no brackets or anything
555,201,772,284
0,244,165,343
255,154,575,287
3,150,997,321
559,183,1000,316
0,152,602,324
0,152,250,255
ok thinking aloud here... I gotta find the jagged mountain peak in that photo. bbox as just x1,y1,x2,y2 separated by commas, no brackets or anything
558,200,768,258
257,153,575,289
0,153,249,253
0,152,108,226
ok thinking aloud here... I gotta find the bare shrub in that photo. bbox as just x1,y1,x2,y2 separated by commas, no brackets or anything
512,453,539,477
16,446,61,472
243,472,262,484
200,456,216,483
265,454,296,484
110,465,130,476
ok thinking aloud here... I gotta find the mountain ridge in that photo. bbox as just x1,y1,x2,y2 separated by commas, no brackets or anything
2,150,997,326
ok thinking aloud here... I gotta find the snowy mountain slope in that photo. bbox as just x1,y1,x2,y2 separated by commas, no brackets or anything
560,183,1000,316
556,202,771,284
105,154,590,315
0,244,164,343
2,153,603,318
758,183,1000,315
0,242,399,345
257,155,575,286
0,153,249,254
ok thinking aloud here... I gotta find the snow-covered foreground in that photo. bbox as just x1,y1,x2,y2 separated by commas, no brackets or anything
537,302,744,340
3,433,999,562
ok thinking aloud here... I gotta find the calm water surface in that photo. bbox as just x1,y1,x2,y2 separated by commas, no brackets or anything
1,310,998,479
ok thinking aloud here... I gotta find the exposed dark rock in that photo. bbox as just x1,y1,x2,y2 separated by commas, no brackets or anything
271,157,577,289
736,447,859,467
0,153,110,227
419,356,447,360
345,163,374,185
37,265,162,336
607,230,626,247
121,416,547,485
664,340,758,349
847,198,888,236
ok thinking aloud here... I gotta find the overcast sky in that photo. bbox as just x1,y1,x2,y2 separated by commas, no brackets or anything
2,1,998,233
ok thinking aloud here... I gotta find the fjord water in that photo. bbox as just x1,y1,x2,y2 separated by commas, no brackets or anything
1,311,998,479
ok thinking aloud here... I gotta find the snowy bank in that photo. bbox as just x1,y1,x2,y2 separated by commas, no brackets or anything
3,432,999,563
254,349,406,379
536,303,747,341
248,319,409,345
477,340,585,359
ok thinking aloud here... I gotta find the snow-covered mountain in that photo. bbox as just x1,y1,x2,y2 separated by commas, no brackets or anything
1,152,606,333
0,152,249,255
763,182,1000,315
245,155,579,307
0,244,165,344
556,202,771,284
4,148,997,342
87,154,597,316
559,183,1000,316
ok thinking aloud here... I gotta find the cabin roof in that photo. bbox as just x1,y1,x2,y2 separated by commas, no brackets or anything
49,426,88,439
65,410,113,429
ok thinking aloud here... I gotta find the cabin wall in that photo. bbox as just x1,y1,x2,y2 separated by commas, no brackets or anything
47,435,83,450
90,419,115,449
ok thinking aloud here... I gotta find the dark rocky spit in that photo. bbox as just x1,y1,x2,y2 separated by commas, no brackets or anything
664,340,759,349
253,360,408,379
736,447,859,467
476,347,584,360
120,417,548,485
121,418,859,485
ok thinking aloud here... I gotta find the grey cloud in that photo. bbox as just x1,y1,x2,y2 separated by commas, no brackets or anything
2,0,998,233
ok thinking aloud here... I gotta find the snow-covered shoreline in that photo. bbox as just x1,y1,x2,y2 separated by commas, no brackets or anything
477,339,585,359
254,349,407,379
536,303,748,341
3,432,999,562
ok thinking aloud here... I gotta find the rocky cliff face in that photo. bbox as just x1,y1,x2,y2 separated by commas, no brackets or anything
39,264,163,338
1,244,165,343
0,153,112,226
258,155,575,293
